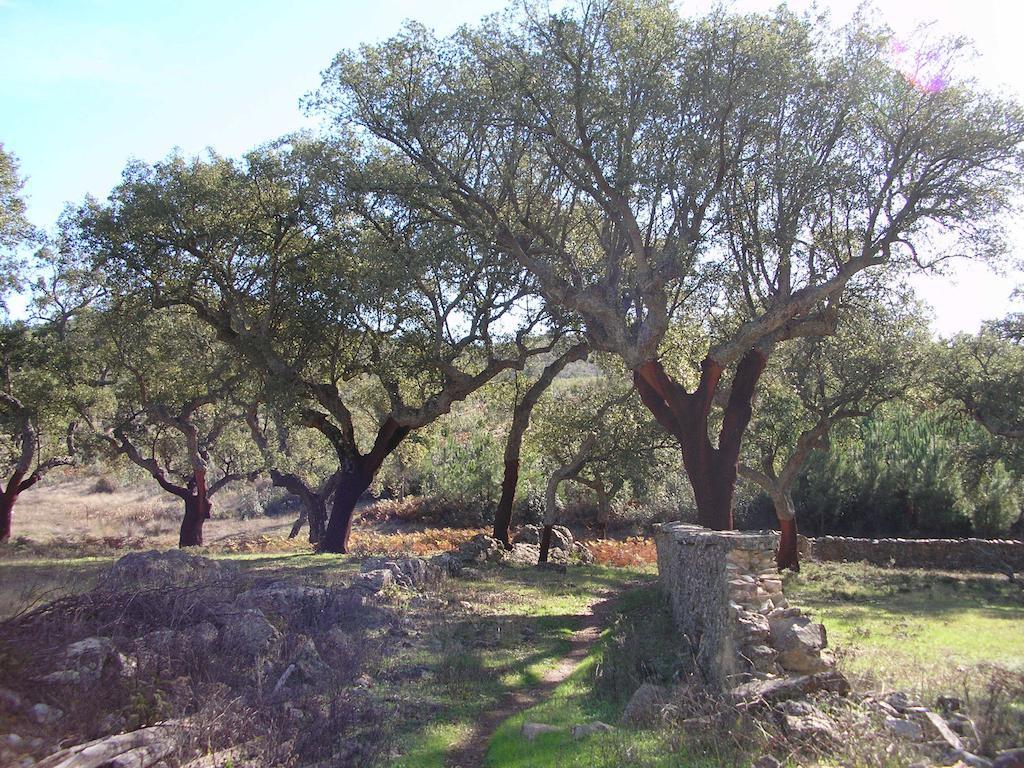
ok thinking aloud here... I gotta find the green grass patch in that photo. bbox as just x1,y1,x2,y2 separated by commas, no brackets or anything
484,585,754,768
385,564,652,767
785,561,1024,688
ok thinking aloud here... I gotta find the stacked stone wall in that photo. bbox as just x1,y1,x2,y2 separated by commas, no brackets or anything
804,535,1024,572
655,523,834,690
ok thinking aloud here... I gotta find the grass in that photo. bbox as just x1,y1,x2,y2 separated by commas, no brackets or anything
784,561,1024,690
484,586,756,768
4,486,1022,766
385,564,653,768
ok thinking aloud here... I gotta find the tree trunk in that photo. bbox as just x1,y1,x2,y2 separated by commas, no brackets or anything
538,524,553,563
0,490,16,542
288,508,308,540
284,486,327,544
493,342,588,547
179,470,210,548
308,495,327,544
634,352,766,531
178,493,209,547
595,482,610,538
318,418,409,554
777,516,800,572
493,459,520,548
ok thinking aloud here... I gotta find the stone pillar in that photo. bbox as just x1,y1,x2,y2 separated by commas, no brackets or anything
655,522,833,690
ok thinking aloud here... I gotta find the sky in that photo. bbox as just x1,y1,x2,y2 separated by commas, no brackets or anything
2,0,1023,334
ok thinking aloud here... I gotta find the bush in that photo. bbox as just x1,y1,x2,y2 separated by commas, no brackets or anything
89,476,119,494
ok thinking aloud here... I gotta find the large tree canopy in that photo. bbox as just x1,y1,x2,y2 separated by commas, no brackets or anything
739,296,930,567
317,0,1024,530
0,144,37,309
78,137,561,551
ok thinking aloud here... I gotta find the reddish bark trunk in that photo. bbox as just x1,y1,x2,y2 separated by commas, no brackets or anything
777,517,800,572
308,497,326,544
179,470,211,548
0,491,16,542
0,469,30,543
179,495,209,547
538,524,553,564
633,352,767,531
493,459,520,548
319,418,410,554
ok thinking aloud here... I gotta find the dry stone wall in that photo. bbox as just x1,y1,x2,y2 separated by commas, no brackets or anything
655,523,834,690
804,535,1024,572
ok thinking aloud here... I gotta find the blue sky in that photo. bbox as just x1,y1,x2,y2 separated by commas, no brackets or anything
2,0,1022,332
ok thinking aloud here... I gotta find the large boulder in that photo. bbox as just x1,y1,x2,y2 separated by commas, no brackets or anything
513,525,573,550
360,557,444,589
237,582,329,616
135,622,219,670
455,534,506,564
39,636,132,686
730,671,850,705
217,609,280,657
621,682,670,726
768,614,830,674
352,569,395,594
102,550,231,589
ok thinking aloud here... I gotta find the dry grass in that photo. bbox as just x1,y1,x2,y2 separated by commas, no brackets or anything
7,478,299,549
586,536,658,568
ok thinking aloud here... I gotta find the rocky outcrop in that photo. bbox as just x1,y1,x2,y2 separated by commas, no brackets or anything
451,532,592,567
101,549,233,589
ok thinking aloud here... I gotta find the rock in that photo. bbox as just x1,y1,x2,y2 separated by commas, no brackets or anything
736,610,771,642
186,621,220,655
620,682,670,726
571,721,614,739
272,664,297,697
768,614,829,674
3,733,25,750
782,711,840,748
322,627,352,652
550,525,574,550
521,722,563,740
429,552,463,577
921,709,964,751
218,609,280,656
730,670,850,705
513,525,542,545
40,636,130,686
28,703,63,724
742,644,779,674
456,534,506,564
505,542,541,566
752,757,782,768
570,542,595,563
884,716,923,741
957,752,996,768
34,723,182,767
994,748,1024,768
863,696,900,718
136,621,219,667
937,695,962,715
237,583,329,615
102,549,230,589
885,691,916,713
291,637,330,682
779,699,816,717
353,569,394,594
361,557,444,589
0,687,22,713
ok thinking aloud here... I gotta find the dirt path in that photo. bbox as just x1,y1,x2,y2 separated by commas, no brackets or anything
443,589,622,768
